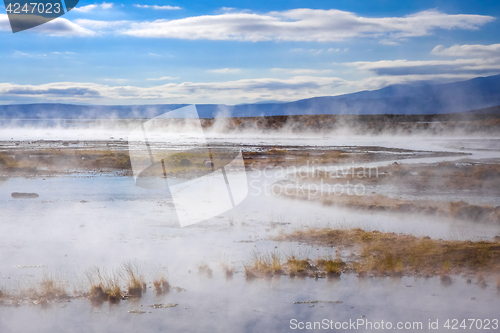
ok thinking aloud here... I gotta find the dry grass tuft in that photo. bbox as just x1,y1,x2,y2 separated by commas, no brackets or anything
16,273,69,306
152,271,170,296
325,259,346,276
287,256,310,276
85,267,122,304
276,228,500,276
219,262,235,279
244,251,283,278
197,263,213,278
38,276,68,300
122,261,146,297
0,287,7,301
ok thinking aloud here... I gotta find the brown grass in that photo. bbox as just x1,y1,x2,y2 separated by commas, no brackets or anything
152,276,170,296
287,256,310,276
122,261,146,297
197,262,213,278
85,267,122,304
244,251,283,278
325,259,346,276
0,287,7,301
219,262,235,279
280,187,499,224
275,228,500,276
14,274,69,306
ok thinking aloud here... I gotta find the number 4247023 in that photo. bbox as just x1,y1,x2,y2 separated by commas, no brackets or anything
444,319,498,330
5,2,62,14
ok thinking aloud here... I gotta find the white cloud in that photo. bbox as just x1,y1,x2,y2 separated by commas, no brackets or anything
0,76,347,104
0,14,95,36
100,78,130,83
291,48,324,55
73,2,114,13
271,68,332,75
345,58,500,76
120,9,494,42
207,68,242,74
74,4,96,12
73,19,129,30
2,8,492,42
133,4,181,10
1,72,493,104
327,48,349,53
13,51,47,57
379,39,400,46
146,76,178,81
432,43,500,58
14,51,76,58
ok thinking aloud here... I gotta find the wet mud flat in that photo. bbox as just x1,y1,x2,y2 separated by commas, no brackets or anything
0,136,499,332
0,139,466,177
278,159,500,224
1,257,500,333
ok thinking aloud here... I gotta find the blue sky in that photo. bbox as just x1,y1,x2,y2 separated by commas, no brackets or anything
1,0,500,105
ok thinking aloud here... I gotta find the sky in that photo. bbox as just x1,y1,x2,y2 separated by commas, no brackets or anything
1,0,500,105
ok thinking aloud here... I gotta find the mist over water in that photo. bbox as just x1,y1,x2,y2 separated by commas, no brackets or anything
0,117,499,332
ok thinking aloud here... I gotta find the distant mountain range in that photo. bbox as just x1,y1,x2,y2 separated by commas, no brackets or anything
1,74,500,119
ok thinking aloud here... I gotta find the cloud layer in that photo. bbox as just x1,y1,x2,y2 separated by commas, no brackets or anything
432,43,500,57
1,8,494,42
73,2,114,13
133,4,181,10
0,76,349,104
120,9,494,42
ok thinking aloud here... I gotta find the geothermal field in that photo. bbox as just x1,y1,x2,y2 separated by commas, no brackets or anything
0,115,499,332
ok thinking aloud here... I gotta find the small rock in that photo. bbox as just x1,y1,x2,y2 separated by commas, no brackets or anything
149,303,178,309
180,159,192,167
11,192,39,199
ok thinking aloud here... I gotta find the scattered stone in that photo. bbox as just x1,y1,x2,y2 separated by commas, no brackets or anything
293,300,342,304
440,275,452,286
11,192,39,199
180,159,192,167
149,303,178,309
